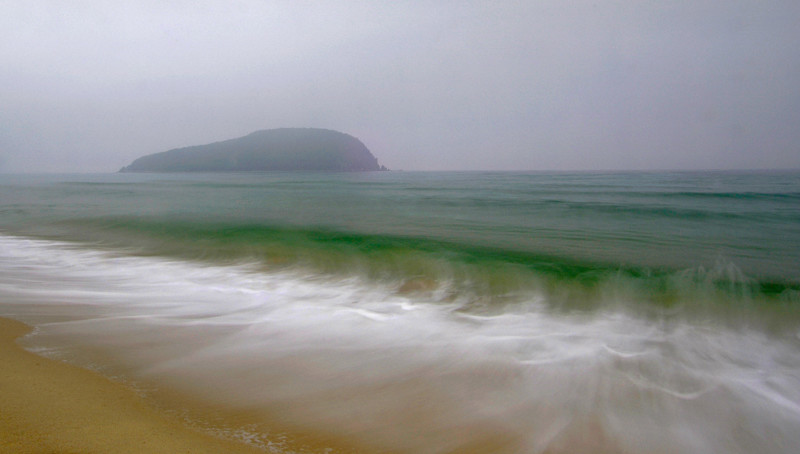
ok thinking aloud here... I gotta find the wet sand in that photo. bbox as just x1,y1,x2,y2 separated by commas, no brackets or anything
0,316,263,454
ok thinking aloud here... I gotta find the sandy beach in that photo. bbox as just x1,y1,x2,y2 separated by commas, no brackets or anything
0,316,263,454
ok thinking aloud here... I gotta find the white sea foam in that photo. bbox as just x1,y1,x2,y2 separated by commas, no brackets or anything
1,234,800,453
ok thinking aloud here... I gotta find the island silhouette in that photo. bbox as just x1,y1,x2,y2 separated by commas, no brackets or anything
120,128,387,172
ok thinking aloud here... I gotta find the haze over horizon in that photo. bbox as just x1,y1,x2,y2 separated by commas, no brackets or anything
2,1,799,173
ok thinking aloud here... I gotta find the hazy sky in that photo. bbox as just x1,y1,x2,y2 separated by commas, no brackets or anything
2,1,799,172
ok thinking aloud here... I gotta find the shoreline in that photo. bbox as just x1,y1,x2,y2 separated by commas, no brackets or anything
0,316,264,454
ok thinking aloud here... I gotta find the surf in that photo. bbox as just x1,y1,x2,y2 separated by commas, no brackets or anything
2,233,800,453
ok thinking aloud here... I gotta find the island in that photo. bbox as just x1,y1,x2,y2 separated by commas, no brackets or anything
119,128,387,172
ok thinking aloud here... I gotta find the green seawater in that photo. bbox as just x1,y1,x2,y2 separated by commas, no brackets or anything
2,171,799,320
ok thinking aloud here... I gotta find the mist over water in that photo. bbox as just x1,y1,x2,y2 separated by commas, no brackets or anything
1,171,799,453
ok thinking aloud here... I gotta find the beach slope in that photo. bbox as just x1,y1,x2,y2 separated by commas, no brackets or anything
0,317,262,454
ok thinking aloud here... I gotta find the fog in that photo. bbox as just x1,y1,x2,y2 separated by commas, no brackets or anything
2,1,798,172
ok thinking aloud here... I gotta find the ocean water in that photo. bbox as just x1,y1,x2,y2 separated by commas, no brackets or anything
1,171,799,453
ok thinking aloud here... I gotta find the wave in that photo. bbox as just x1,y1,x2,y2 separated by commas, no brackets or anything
13,218,799,329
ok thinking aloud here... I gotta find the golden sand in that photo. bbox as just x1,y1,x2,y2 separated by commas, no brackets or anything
0,317,264,454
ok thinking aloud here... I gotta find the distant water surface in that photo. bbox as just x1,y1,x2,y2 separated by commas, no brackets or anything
1,171,799,453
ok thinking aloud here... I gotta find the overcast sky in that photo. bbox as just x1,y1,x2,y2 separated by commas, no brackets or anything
1,1,799,172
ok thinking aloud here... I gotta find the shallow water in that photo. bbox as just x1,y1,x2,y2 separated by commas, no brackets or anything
1,171,799,453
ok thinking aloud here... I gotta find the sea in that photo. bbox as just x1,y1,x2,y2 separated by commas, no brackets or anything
0,170,799,453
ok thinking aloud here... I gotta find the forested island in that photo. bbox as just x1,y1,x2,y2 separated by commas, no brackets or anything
120,128,387,172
